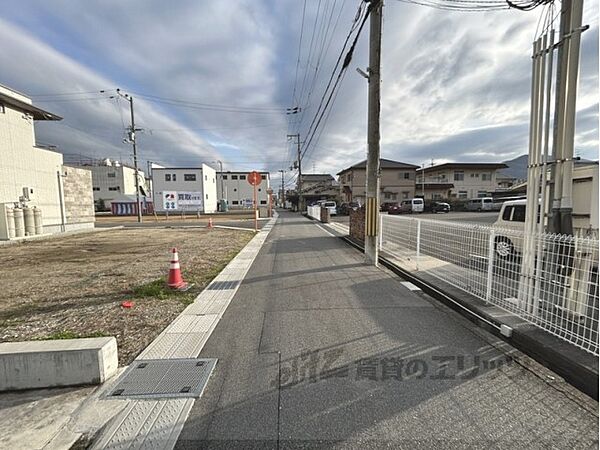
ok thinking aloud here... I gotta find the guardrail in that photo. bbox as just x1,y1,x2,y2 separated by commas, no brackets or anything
380,214,599,355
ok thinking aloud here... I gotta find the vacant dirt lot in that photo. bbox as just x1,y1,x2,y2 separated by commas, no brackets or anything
0,228,253,365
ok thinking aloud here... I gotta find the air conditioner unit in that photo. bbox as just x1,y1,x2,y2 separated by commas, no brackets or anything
22,187,34,201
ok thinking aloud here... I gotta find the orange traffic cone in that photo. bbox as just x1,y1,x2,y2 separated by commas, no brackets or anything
207,217,214,229
167,248,189,290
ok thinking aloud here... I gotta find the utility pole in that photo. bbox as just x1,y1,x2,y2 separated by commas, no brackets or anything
287,134,302,211
364,0,383,266
110,89,143,223
549,0,585,235
279,169,285,207
214,160,226,211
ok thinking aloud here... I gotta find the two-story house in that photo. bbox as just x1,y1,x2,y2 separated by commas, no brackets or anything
300,174,338,205
416,162,509,200
337,158,419,204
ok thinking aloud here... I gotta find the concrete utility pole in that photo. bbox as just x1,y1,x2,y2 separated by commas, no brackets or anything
549,0,585,235
364,0,383,266
112,89,143,223
215,160,226,211
279,169,285,207
287,134,302,211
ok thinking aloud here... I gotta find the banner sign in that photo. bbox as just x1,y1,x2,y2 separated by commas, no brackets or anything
162,191,203,210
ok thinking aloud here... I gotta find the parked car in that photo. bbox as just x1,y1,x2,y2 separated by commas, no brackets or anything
380,202,396,212
387,203,401,214
431,202,450,213
466,197,497,212
400,198,424,213
317,200,337,216
339,202,360,215
492,199,528,259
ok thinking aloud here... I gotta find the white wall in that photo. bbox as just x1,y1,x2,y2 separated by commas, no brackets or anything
0,103,64,230
218,172,270,208
202,164,218,213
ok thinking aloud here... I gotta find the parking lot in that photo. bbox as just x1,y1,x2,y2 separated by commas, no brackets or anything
331,210,498,226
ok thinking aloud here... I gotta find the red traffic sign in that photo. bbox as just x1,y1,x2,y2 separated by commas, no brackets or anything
247,171,261,186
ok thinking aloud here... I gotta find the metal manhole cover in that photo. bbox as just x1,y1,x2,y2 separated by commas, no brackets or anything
106,358,217,399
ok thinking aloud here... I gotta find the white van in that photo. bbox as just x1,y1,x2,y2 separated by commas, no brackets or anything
492,199,530,258
399,198,424,213
466,197,496,212
318,200,337,216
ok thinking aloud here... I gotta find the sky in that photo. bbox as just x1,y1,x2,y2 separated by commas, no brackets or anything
0,0,597,187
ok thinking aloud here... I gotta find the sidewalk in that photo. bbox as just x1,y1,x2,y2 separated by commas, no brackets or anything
175,211,598,449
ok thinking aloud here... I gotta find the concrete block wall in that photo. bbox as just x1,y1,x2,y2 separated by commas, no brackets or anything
63,166,95,224
349,207,365,243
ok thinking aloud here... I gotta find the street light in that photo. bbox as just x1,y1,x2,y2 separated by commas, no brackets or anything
212,160,226,212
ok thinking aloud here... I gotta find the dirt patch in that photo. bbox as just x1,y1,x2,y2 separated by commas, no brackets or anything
0,228,254,365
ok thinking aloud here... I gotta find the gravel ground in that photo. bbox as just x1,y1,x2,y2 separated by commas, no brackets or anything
0,228,253,365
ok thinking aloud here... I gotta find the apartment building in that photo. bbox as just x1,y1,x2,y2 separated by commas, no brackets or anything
0,83,94,238
300,174,338,204
71,159,147,210
416,162,509,200
152,164,218,213
218,171,270,209
337,158,418,204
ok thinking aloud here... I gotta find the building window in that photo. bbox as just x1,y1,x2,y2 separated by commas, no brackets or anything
433,193,442,200
240,175,246,180
258,188,262,192
205,175,207,181
93,187,100,191
384,192,391,199
206,194,208,199
402,191,409,199
184,174,196,181
0,104,5,113
477,191,488,198
399,172,410,180
231,175,238,180
482,173,492,181
454,171,464,181
223,175,228,180
260,200,267,205
165,174,171,181
108,187,120,191
469,173,479,178
261,175,267,180
172,174,177,181
233,188,237,192
232,200,239,205
107,172,116,178
458,190,468,199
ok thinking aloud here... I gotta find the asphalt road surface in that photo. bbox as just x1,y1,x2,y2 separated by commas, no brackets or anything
175,211,598,449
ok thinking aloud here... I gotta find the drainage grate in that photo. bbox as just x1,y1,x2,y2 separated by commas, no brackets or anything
106,358,217,399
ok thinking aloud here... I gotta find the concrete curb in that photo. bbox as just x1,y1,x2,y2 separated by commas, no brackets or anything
340,234,599,400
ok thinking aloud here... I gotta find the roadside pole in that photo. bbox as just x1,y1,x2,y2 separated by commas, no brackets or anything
364,0,383,266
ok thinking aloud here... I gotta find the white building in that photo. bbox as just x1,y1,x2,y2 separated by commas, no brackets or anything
152,164,218,214
218,171,270,209
72,159,147,210
0,84,95,239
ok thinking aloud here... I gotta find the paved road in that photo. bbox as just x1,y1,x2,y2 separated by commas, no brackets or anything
176,211,598,449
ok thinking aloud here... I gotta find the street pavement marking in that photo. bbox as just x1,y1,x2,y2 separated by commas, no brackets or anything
93,212,278,450
400,281,421,291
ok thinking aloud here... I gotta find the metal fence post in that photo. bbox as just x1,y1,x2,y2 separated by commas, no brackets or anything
416,219,421,270
485,229,495,304
379,213,383,250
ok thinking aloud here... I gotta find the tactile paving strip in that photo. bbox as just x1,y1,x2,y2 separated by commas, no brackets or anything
107,358,217,399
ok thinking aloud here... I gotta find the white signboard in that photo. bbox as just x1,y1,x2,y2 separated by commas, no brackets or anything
177,192,203,207
163,191,177,210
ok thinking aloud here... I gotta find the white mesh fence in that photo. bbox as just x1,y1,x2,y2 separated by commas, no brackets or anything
380,214,599,355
